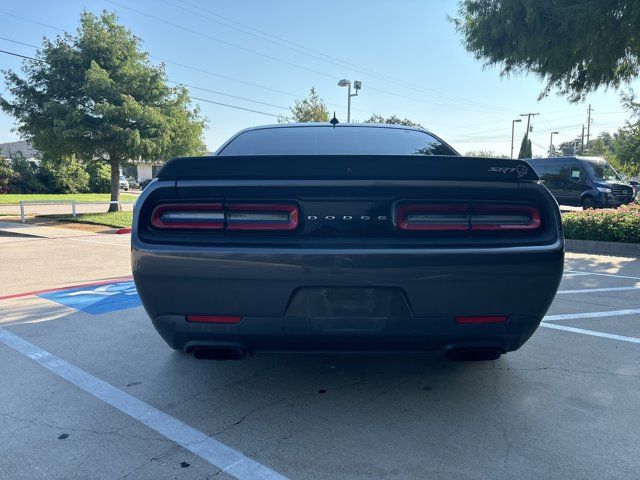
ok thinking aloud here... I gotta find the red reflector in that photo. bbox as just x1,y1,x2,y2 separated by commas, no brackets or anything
151,203,224,230
396,204,469,231
226,203,299,231
186,315,242,323
455,316,508,324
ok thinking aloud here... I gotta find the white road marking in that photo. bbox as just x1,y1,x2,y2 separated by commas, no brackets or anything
544,308,640,322
557,285,640,294
564,270,640,281
0,328,288,480
540,322,640,344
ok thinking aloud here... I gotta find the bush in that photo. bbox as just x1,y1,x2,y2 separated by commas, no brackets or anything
85,161,111,193
563,204,640,243
8,155,46,193
0,157,12,193
39,155,89,193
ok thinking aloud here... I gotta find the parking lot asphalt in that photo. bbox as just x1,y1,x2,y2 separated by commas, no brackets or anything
1,234,639,479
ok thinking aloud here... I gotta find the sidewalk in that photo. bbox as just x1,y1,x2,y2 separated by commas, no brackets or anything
0,220,97,238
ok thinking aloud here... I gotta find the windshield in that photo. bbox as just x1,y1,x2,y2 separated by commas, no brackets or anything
218,126,457,156
582,160,621,182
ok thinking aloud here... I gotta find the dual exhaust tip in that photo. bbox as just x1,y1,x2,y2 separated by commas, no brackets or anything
188,346,503,362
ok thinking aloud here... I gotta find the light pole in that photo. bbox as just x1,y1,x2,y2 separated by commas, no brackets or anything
511,119,522,159
338,79,361,122
549,131,559,156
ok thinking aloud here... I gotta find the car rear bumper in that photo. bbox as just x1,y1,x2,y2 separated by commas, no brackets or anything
132,241,564,353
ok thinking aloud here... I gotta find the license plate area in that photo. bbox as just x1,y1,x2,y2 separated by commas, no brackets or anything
285,287,412,318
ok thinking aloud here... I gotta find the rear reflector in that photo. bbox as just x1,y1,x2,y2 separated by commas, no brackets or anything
455,316,508,324
186,315,242,323
396,204,541,232
151,202,299,232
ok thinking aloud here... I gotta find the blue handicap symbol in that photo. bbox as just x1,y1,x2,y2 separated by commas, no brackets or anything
39,281,141,315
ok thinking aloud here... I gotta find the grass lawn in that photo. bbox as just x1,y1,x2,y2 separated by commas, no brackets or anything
56,211,133,228
0,193,137,205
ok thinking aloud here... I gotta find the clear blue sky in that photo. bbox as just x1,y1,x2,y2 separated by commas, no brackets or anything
0,0,636,157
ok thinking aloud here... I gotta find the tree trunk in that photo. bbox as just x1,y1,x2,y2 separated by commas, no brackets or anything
109,156,121,212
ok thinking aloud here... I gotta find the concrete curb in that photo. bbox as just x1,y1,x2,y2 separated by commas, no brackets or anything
565,239,640,257
114,228,131,235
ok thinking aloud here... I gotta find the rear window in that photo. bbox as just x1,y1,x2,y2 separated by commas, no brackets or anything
218,126,457,156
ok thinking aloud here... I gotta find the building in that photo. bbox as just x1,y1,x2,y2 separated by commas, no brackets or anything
0,140,40,161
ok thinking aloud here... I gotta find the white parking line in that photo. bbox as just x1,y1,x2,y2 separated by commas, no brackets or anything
564,270,640,281
544,308,640,322
541,323,640,344
0,328,288,480
557,285,640,294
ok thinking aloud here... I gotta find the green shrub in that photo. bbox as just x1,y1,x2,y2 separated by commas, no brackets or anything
563,204,640,243
8,155,46,193
0,157,13,193
39,155,89,193
85,161,111,193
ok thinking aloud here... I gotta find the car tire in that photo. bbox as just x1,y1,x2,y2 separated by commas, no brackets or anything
582,196,596,210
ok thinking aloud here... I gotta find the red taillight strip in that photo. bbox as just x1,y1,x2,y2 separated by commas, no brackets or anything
151,203,224,230
470,205,541,231
455,316,508,324
396,204,469,231
186,315,242,323
226,203,299,231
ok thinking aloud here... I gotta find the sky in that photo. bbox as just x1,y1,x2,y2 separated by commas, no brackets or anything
0,0,637,157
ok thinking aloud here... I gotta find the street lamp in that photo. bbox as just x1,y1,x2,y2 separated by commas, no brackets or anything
549,131,559,156
511,119,522,159
338,79,361,122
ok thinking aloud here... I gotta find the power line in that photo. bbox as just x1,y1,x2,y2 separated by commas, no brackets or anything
162,0,513,113
0,47,284,118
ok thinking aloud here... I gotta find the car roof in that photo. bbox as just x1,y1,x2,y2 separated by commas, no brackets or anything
238,122,429,132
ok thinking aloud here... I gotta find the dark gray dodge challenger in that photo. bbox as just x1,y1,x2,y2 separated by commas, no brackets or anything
132,123,564,361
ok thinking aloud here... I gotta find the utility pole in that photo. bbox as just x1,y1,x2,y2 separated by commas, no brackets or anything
549,131,559,156
581,125,585,152
520,112,539,134
586,104,593,146
511,118,522,159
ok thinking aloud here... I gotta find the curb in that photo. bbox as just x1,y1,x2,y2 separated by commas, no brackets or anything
115,228,131,234
565,239,640,257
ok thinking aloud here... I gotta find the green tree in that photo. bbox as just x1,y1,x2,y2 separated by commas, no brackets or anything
1,11,206,211
279,87,329,123
517,135,532,159
464,150,509,158
452,1,640,101
365,114,424,129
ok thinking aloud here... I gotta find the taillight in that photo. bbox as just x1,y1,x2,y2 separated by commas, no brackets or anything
470,205,541,231
151,203,224,230
396,205,469,231
396,204,541,232
226,203,298,231
151,202,299,232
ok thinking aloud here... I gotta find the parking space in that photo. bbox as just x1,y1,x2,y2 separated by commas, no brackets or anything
1,237,639,479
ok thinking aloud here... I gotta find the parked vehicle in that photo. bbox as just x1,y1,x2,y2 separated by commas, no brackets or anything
132,123,563,361
526,156,635,209
119,174,129,191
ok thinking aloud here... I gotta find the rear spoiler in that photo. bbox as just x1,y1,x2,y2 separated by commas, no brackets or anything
156,155,539,182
